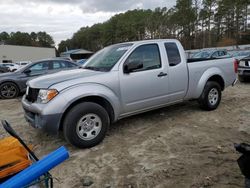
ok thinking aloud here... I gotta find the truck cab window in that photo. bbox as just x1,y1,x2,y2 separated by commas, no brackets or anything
165,43,181,66
125,44,161,72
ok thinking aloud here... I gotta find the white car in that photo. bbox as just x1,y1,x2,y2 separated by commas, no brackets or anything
0,63,20,72
15,61,31,67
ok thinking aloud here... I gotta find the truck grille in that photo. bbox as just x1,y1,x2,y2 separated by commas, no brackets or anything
26,87,39,103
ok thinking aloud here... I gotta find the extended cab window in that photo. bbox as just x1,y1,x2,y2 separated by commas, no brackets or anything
165,43,181,66
125,44,161,72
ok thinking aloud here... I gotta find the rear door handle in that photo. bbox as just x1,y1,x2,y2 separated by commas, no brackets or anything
157,72,168,77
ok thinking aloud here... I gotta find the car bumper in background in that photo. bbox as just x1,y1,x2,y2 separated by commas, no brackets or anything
238,66,250,77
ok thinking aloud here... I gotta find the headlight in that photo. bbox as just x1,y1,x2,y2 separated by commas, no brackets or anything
37,89,58,103
239,61,245,67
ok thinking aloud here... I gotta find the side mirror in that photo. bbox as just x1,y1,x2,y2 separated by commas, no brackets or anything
124,60,143,74
23,69,31,74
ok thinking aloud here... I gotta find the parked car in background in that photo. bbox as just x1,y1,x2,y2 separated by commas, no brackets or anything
15,61,32,67
231,51,250,61
22,39,237,148
57,57,73,61
238,55,250,82
0,63,20,72
191,49,230,59
0,59,80,99
76,59,87,65
0,66,9,73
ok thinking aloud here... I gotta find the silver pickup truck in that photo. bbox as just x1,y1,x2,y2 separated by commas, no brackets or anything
22,39,237,148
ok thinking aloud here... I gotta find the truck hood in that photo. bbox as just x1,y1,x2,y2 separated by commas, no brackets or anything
28,69,104,89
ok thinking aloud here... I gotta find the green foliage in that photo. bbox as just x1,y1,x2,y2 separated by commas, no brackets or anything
0,31,54,47
58,1,250,52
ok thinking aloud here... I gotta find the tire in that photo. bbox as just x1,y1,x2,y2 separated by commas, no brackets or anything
63,102,110,148
0,82,19,99
198,81,221,111
238,76,245,82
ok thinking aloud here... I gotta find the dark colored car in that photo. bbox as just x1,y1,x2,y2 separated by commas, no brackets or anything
0,66,9,73
76,59,87,65
191,49,230,59
238,55,250,82
0,59,80,99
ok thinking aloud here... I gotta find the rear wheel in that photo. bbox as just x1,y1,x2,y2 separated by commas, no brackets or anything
0,82,19,99
63,102,110,148
198,81,221,111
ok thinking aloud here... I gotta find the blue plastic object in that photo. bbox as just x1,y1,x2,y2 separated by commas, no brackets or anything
0,146,69,188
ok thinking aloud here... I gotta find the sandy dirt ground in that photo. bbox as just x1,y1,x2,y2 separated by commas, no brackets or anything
0,82,250,188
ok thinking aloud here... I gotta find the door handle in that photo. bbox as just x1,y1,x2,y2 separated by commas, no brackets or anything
157,72,167,77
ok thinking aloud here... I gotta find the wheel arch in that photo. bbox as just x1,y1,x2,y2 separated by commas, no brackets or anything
194,67,225,99
206,75,225,91
59,96,115,131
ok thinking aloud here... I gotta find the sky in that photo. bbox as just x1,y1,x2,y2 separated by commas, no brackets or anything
0,0,176,45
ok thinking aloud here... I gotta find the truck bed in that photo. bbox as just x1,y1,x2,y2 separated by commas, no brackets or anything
185,57,236,99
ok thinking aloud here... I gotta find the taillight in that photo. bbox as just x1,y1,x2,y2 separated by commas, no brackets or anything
234,59,239,73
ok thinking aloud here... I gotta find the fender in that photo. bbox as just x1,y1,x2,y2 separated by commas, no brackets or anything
36,83,121,133
194,67,225,99
51,83,121,120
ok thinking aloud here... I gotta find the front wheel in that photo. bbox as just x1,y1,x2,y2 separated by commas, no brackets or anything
198,81,221,111
0,82,19,99
63,102,110,148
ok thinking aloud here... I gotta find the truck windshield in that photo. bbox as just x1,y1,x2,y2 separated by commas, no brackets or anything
83,43,132,72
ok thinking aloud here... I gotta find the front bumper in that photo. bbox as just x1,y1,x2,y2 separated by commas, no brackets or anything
22,95,62,134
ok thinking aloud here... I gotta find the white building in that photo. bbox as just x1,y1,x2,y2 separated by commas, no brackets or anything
0,45,56,63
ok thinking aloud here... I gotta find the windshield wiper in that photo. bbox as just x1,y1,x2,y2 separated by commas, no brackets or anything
84,66,109,72
83,66,101,71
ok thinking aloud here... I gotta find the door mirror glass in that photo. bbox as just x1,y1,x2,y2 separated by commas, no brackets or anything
124,60,143,73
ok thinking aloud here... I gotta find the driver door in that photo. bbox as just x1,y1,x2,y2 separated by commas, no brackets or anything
119,43,169,115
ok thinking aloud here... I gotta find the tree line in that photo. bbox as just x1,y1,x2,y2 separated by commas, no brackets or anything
58,0,250,53
0,31,54,48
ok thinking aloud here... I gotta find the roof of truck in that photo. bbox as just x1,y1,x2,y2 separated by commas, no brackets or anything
119,39,179,45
